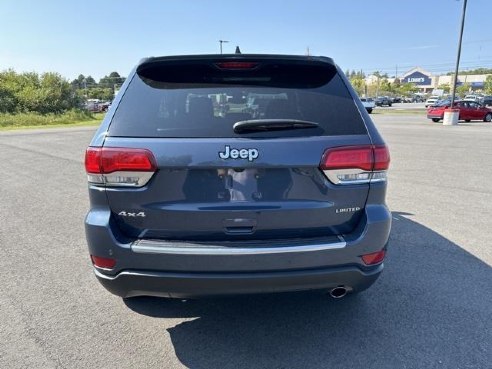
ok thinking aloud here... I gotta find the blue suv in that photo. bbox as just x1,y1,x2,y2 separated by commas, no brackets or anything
84,54,391,299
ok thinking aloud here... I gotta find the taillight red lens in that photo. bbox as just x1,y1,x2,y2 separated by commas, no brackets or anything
321,146,373,171
100,148,156,173
361,250,386,265
215,61,259,69
321,145,390,171
84,147,156,174
373,145,391,171
90,255,116,269
85,147,102,173
320,145,390,185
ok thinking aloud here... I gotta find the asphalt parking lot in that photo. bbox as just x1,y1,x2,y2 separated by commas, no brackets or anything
0,115,491,369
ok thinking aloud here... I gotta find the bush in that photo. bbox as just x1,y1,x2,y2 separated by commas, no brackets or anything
0,109,99,128
0,70,80,114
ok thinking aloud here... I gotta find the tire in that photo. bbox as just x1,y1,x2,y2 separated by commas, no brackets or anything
465,119,471,122
484,113,492,122
367,108,373,114
432,118,440,123
388,103,392,107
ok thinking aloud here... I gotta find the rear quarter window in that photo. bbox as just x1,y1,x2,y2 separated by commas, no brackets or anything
108,61,367,138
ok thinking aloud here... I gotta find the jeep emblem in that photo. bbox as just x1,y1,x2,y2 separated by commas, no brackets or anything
219,145,259,162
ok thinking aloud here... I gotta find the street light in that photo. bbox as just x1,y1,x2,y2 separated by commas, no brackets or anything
219,40,229,54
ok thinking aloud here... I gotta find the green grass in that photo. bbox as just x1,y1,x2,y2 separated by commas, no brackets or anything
0,110,105,130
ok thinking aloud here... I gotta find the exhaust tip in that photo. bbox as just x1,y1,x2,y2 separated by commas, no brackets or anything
329,286,348,299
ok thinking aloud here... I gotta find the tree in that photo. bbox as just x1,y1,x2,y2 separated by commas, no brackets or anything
0,80,16,113
99,72,125,89
71,74,86,89
438,84,451,93
455,83,471,97
484,75,492,94
349,77,365,95
392,78,401,89
84,76,96,87
447,68,492,76
0,70,78,113
379,78,392,93
83,87,114,101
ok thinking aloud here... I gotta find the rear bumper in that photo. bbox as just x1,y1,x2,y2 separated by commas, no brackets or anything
427,114,443,119
86,203,391,297
94,264,383,298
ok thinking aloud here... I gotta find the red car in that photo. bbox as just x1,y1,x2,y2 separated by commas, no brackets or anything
427,100,492,123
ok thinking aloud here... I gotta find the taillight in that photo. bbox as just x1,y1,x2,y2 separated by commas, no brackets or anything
85,147,156,187
90,255,116,269
320,145,390,185
214,61,259,70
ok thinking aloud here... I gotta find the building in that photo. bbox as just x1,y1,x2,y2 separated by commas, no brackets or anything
365,67,490,94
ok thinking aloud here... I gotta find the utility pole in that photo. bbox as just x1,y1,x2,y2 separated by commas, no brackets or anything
450,0,467,108
445,0,467,126
219,40,229,54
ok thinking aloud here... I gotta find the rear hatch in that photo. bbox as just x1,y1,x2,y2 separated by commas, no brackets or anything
100,55,377,241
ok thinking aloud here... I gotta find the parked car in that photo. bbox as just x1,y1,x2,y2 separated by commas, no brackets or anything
85,100,110,113
411,95,425,103
391,96,401,103
478,95,492,107
84,54,391,299
360,97,375,113
464,94,483,102
427,100,492,122
424,96,440,108
375,96,392,107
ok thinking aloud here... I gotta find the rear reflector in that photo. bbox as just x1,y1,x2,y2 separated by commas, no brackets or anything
320,145,390,185
85,147,156,187
361,250,386,265
90,255,116,269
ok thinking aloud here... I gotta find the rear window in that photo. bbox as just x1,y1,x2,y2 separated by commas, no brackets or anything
108,60,367,138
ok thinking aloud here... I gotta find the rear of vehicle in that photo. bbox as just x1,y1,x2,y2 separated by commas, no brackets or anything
360,97,375,113
481,96,492,107
85,54,391,298
425,96,439,108
375,97,392,107
427,100,449,122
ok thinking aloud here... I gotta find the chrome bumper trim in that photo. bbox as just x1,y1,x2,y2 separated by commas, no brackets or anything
131,238,346,255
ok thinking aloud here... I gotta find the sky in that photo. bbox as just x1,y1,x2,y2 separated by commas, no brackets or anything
1,0,491,81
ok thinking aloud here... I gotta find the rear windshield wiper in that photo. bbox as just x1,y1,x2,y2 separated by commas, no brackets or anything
233,119,319,133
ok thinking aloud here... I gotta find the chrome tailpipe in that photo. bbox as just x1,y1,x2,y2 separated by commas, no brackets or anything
329,286,348,299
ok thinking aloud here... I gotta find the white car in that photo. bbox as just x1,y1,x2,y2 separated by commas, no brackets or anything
360,97,375,114
425,96,440,108
464,94,482,102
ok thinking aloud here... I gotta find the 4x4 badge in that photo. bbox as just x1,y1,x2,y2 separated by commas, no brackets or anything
219,145,259,162
118,211,146,217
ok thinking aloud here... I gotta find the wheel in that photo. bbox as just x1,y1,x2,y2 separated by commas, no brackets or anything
465,119,471,122
484,113,492,122
432,118,440,122
367,108,373,114
388,103,392,107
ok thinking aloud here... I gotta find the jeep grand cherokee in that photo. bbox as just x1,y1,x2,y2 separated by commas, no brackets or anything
84,54,391,299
